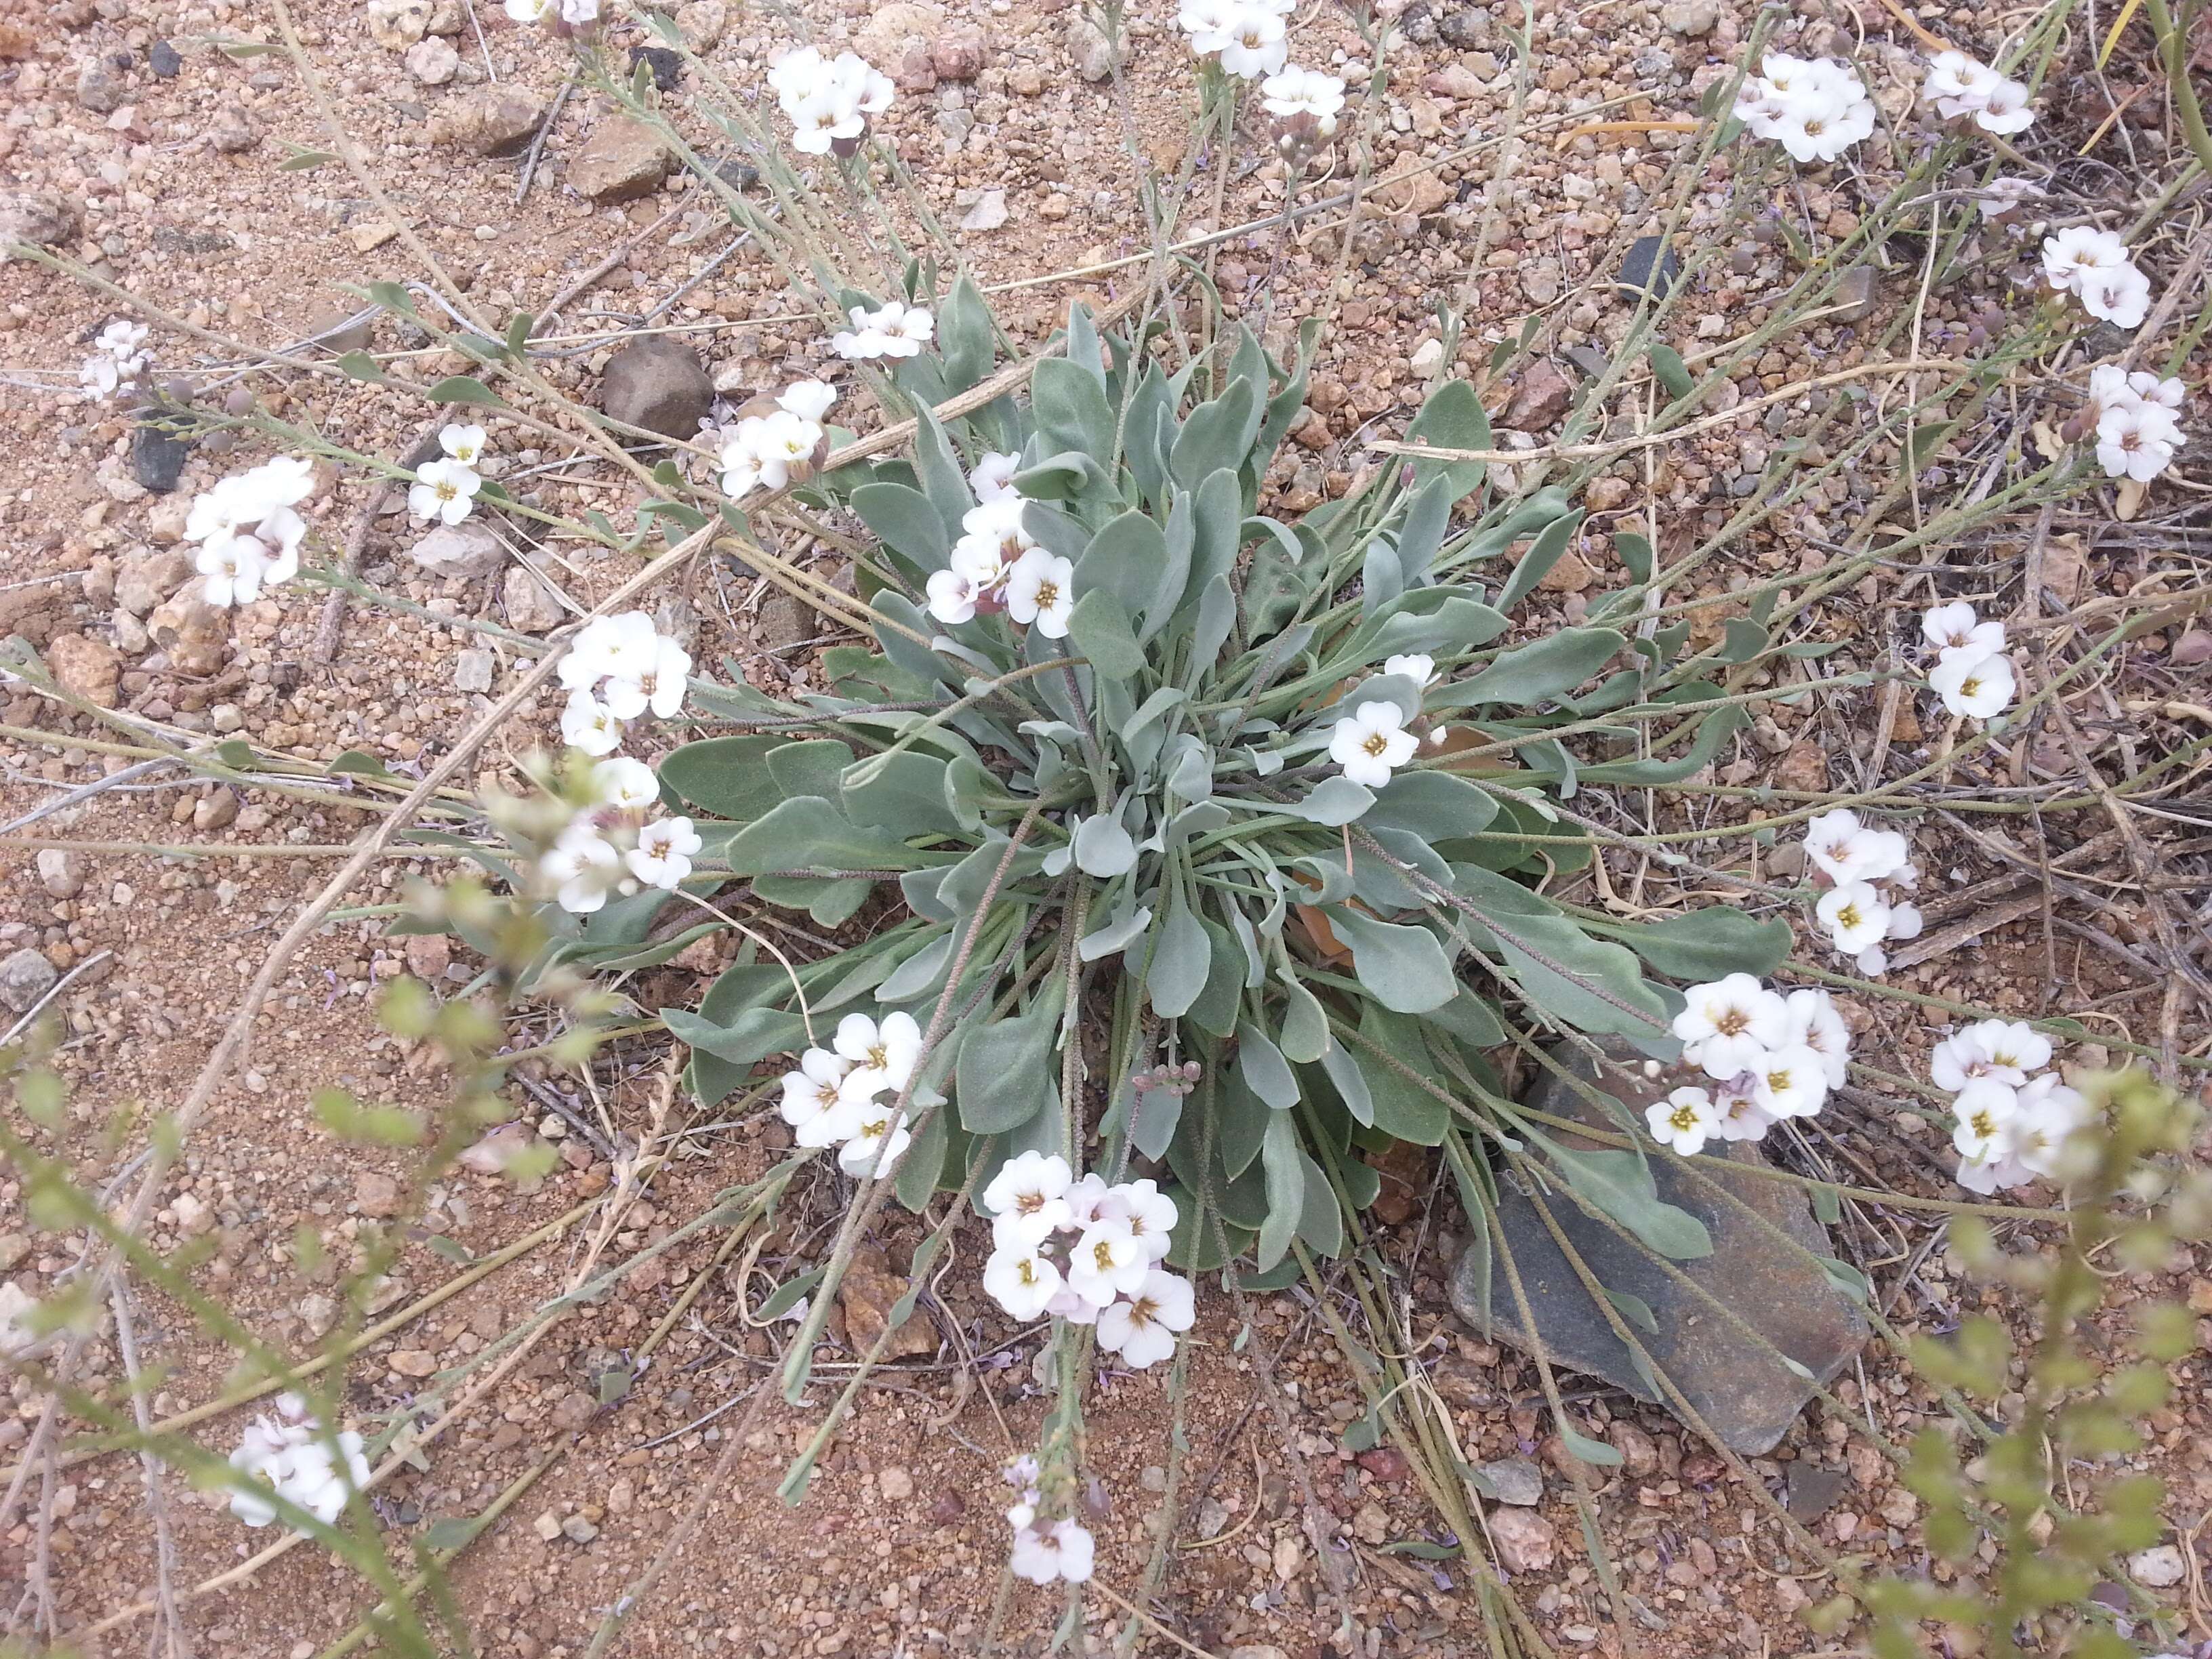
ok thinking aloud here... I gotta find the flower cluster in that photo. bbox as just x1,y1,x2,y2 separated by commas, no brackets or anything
1176,0,1294,78
1921,600,2015,721
1921,49,2035,135
1002,1456,1097,1585
2085,365,2187,484
1658,978,1851,1151
557,610,693,758
185,455,316,609
407,422,489,527
227,1393,371,1532
924,480,1074,640
718,380,836,501
1732,54,1877,163
1931,1019,2090,1192
539,756,701,912
2042,226,2152,330
79,319,150,401
768,46,893,156
1802,807,1922,974
980,1153,1195,1368
776,1012,920,1178
831,300,935,362
1327,655,1441,787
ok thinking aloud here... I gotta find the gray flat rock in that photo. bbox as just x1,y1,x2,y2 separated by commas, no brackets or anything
1450,1040,1868,1454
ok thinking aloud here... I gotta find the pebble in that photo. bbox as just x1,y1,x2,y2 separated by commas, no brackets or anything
355,1172,403,1217
503,563,567,633
561,1515,600,1544
210,109,258,154
37,849,86,899
0,947,60,1016
1476,1456,1544,1507
192,786,240,831
0,192,81,248
405,37,459,86
453,648,495,693
390,1349,438,1377
626,44,684,92
878,1465,914,1501
600,338,714,441
366,0,432,50
1828,265,1879,323
47,632,123,706
132,418,195,493
960,188,1008,231
2129,1544,2186,1588
1661,0,1719,34
1065,15,1122,81
1616,235,1684,302
76,60,124,112
1486,1505,1557,1573
569,117,673,202
149,39,181,77
674,0,726,50
406,523,507,580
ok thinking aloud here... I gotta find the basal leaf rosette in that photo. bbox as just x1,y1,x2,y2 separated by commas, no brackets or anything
658,283,1788,1281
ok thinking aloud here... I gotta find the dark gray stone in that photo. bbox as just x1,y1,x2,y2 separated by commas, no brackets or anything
1828,266,1878,324
1437,5,1496,48
149,39,182,77
1616,236,1683,303
626,44,684,92
1561,344,1612,381
131,416,194,493
1448,1040,1868,1455
1785,1462,1849,1521
599,338,713,443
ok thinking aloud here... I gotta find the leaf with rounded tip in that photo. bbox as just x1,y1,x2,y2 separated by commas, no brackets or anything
1323,909,1457,1014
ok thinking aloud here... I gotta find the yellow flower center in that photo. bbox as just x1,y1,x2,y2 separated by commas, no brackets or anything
1668,1105,1698,1132
1713,1007,1748,1036
1091,1241,1116,1271
1015,1258,1039,1286
1361,732,1389,757
1969,1109,1996,1138
1836,902,1863,928
1033,579,1060,611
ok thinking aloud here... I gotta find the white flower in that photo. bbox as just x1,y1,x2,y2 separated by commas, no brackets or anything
1802,808,1912,885
982,1151,1075,1247
788,87,866,154
2007,1073,2092,1178
560,689,623,756
1920,601,2005,665
1923,49,2001,117
1736,55,1875,161
1328,700,1418,788
1927,650,2015,719
1260,66,1345,132
439,422,488,466
627,816,700,888
833,1010,923,1103
79,319,150,399
957,497,1035,571
2095,401,2184,483
721,408,822,498
1095,1268,1195,1369
1066,1218,1147,1305
2125,370,2186,410
832,300,935,360
559,0,598,20
983,1241,1065,1319
1004,548,1075,638
407,457,482,526
2079,262,2152,329
605,638,693,721
1670,973,1788,1081
1782,987,1851,1086
779,1048,866,1147
1949,1076,2020,1160
1216,4,1288,77
1886,901,1923,942
777,380,838,424
926,567,981,626
1064,1172,1115,1229
1750,1042,1829,1119
228,1408,370,1532
1382,653,1437,687
1177,0,1238,52
541,821,623,913
1647,1085,1719,1155
1115,1178,1178,1261
195,537,273,609
1709,1076,1775,1142
1772,90,1875,163
1010,1519,1095,1585
1975,175,2045,218
838,1105,912,1177
560,611,660,691
1855,943,1889,977
970,451,1022,504
1816,881,1893,956
504,0,554,20
591,756,660,809
1044,1284,1102,1325
2041,226,2127,294
1951,1019,2051,1084
1974,77,2034,134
